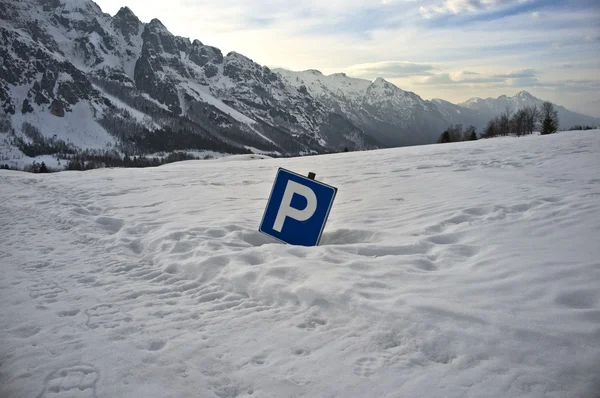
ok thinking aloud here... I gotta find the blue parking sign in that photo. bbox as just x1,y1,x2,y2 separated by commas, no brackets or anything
259,168,337,246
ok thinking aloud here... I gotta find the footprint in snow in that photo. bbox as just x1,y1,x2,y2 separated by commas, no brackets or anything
37,364,99,398
85,304,132,330
297,317,327,331
95,216,124,234
353,354,390,377
138,339,167,352
29,282,66,304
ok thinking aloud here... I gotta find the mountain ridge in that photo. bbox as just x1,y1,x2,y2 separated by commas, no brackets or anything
1,0,598,170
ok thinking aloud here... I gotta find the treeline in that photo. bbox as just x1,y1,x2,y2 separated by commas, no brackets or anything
481,101,559,138
11,122,78,157
64,150,202,171
8,150,208,173
437,101,561,143
569,125,596,131
437,125,479,143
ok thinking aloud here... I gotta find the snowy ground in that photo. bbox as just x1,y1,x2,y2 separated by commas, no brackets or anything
1,131,599,398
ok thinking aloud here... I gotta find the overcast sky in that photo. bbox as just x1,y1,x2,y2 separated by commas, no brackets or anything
95,0,599,110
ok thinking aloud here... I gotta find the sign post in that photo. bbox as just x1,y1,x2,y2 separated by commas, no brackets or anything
259,168,337,246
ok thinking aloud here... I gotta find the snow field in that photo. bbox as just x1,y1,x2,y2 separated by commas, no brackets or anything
0,131,599,397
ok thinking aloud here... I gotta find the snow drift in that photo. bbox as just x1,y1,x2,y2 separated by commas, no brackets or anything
1,130,599,397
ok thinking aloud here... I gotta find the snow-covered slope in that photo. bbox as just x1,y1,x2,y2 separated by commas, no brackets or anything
1,130,599,397
460,91,600,130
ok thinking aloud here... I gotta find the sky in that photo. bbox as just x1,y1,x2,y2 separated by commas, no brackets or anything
94,0,600,112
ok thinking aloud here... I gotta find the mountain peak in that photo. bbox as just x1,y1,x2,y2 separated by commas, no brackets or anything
304,69,323,75
147,18,171,35
226,51,252,62
56,0,103,16
372,77,389,87
515,90,534,99
114,6,141,27
464,97,482,104
116,6,133,15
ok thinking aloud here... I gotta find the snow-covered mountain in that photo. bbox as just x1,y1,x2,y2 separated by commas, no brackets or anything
276,69,450,146
574,98,600,119
459,91,600,129
1,0,598,167
0,0,378,163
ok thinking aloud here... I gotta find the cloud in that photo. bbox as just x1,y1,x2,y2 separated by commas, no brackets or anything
416,68,539,85
345,61,437,78
413,69,600,94
419,0,522,18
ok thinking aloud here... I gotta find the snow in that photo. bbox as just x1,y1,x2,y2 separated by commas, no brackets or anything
180,78,258,126
1,130,600,397
93,84,160,130
276,68,370,103
0,148,66,170
9,99,116,149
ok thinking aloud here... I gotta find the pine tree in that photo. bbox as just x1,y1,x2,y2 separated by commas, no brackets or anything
541,115,557,135
437,131,451,143
539,101,559,135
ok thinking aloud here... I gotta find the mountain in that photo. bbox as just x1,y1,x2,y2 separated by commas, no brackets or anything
275,70,450,146
0,0,598,169
0,0,378,165
459,91,600,130
573,98,600,119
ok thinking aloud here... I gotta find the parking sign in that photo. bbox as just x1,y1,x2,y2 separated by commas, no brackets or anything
259,168,337,246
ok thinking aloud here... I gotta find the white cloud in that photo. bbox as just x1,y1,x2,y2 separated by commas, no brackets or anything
345,61,438,78
419,0,525,18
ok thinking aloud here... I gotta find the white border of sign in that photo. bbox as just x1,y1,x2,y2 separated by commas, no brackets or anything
259,167,338,246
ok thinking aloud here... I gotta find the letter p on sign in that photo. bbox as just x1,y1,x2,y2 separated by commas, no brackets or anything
259,168,337,246
273,181,318,232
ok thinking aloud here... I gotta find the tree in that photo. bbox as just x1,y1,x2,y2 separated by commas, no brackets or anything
498,106,512,136
39,162,49,173
481,117,499,139
541,114,558,135
437,131,451,143
540,101,559,135
449,124,463,142
511,109,528,136
523,105,539,134
463,125,477,141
